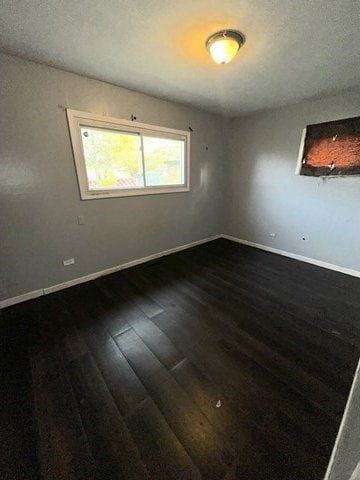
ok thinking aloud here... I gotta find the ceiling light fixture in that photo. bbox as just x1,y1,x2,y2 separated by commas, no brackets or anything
206,30,245,65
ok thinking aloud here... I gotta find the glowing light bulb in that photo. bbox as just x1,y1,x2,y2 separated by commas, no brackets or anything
209,37,240,64
206,30,245,65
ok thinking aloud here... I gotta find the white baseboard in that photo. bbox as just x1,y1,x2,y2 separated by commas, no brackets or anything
2,233,360,309
323,357,360,480
0,235,220,308
221,234,360,279
0,288,44,309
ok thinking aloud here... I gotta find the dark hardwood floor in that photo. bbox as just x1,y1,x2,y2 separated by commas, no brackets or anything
2,238,360,479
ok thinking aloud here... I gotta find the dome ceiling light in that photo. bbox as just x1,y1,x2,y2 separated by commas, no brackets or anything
206,29,246,65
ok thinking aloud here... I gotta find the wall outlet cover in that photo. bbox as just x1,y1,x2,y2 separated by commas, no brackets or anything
63,258,75,266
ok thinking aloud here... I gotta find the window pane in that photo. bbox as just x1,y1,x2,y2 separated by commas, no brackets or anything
81,127,144,190
143,136,185,186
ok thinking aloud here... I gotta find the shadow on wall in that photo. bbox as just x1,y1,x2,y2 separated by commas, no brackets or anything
227,118,298,242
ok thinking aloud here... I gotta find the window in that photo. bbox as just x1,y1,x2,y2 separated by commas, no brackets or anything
66,109,190,199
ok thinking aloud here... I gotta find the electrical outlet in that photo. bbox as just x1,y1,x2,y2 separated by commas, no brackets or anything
269,232,277,238
77,215,85,225
63,258,75,266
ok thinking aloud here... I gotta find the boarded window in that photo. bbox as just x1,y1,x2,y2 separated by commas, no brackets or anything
297,116,360,177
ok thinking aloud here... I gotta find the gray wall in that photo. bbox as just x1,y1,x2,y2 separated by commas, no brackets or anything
0,53,227,301
2,52,360,303
225,89,360,272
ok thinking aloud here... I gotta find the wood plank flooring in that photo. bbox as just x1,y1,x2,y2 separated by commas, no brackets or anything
2,238,360,479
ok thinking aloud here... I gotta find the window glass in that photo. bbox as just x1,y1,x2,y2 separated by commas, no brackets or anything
81,127,143,190
143,136,185,186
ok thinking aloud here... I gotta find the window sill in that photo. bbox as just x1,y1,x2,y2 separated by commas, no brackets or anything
79,186,190,200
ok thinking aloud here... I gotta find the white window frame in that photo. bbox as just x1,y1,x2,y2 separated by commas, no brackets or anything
66,109,190,200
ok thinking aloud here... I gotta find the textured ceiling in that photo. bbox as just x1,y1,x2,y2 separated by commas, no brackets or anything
1,0,360,116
